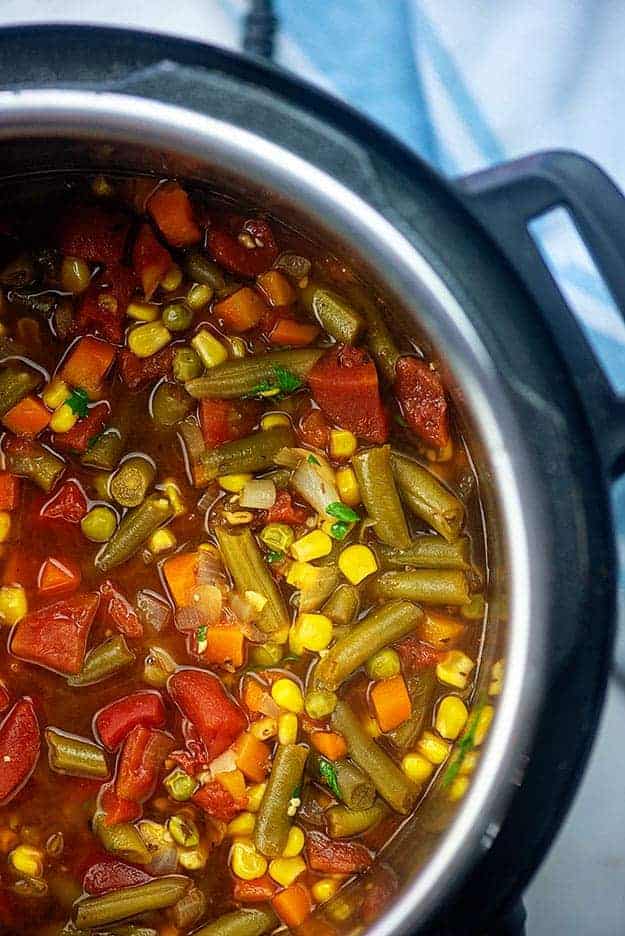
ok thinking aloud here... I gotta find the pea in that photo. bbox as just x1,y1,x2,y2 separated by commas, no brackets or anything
366,647,401,680
81,505,118,543
162,302,194,332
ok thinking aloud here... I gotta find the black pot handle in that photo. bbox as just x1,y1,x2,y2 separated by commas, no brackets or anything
457,150,625,478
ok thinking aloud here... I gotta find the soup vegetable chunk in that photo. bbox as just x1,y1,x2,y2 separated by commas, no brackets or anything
0,176,497,935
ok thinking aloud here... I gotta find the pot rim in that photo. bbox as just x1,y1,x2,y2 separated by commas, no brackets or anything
0,88,549,932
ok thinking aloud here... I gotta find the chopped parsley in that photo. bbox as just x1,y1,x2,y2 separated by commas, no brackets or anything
196,624,208,643
66,387,89,419
318,757,341,800
307,453,320,465
394,413,408,428
326,501,360,523
266,549,285,564
442,703,484,788
250,365,303,399
330,521,350,541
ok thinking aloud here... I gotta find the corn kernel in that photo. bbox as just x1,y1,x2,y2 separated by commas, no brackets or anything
261,523,294,553
362,715,381,738
329,429,357,459
8,844,43,878
338,544,378,585
282,825,305,858
272,624,290,645
128,322,171,358
192,329,228,368
290,530,332,562
261,413,291,431
0,586,27,625
448,776,469,802
436,651,475,690
137,819,172,849
417,731,451,765
474,705,494,746
294,612,333,652
278,712,299,745
50,402,78,433
227,812,256,837
288,625,304,657
148,528,177,555
335,467,361,507
272,678,304,714
459,750,479,776
187,283,213,310
268,855,306,887
92,175,113,197
312,878,340,903
224,510,254,526
178,844,209,870
230,839,268,880
160,264,183,292
218,473,253,493
401,752,434,784
42,378,70,410
247,783,266,813
161,478,185,516
61,256,91,294
228,337,247,359
245,590,267,613
286,561,318,590
489,659,504,696
250,717,277,741
127,301,160,322
435,696,469,741
0,512,10,544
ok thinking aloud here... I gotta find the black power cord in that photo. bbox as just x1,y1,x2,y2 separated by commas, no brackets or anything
242,0,277,59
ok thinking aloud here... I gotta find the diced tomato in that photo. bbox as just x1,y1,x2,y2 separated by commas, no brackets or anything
0,683,9,712
361,866,399,924
199,398,262,448
0,472,20,511
95,691,166,751
10,592,99,676
99,783,142,826
0,698,40,806
148,183,200,247
168,668,247,761
2,545,40,588
395,635,442,675
115,726,173,803
207,219,278,278
99,580,143,639
74,267,135,344
40,480,88,523
394,355,449,449
57,203,130,265
214,287,268,333
308,346,389,443
54,401,109,455
83,858,151,896
233,874,277,903
38,556,81,597
263,490,310,526
132,222,173,300
119,346,174,391
297,403,330,450
193,779,243,823
306,831,372,874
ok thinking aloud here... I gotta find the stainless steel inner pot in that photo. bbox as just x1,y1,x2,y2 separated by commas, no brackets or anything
0,89,549,935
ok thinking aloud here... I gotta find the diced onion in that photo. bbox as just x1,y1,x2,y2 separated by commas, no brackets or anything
136,589,172,632
175,605,204,633
230,591,255,624
292,460,339,516
147,846,178,875
258,692,281,719
208,748,238,776
239,478,276,510
196,548,224,585
274,252,312,279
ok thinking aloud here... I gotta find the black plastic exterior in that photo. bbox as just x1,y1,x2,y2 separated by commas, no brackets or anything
0,25,618,935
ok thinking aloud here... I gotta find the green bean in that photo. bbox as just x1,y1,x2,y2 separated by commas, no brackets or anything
326,799,388,839
81,424,125,470
185,251,226,290
388,669,437,752
308,753,375,810
179,416,208,487
185,349,324,399
192,908,278,936
96,493,174,571
201,426,294,482
151,381,194,428
314,600,422,691
45,728,109,779
331,701,417,814
322,583,360,626
68,635,135,687
301,284,364,344
5,439,65,491
216,526,289,634
391,452,464,542
162,301,194,332
73,876,190,929
370,569,470,606
254,743,309,857
0,364,41,416
94,816,151,865
353,445,410,548
110,457,155,508
355,289,400,384
462,593,486,620
173,346,203,382
110,928,158,936
378,535,470,571
170,884,206,929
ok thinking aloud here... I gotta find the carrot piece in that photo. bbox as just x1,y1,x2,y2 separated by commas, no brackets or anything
242,676,268,715
0,472,20,511
132,222,173,300
62,336,115,394
310,731,348,761
272,882,312,929
201,628,245,670
257,270,297,307
162,551,198,607
234,732,271,782
148,183,200,247
2,396,50,438
370,675,412,732
420,612,465,649
214,287,268,333
38,556,81,597
269,319,320,347
215,768,247,802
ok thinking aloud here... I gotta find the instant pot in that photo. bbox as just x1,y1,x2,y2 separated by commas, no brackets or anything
0,24,622,936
